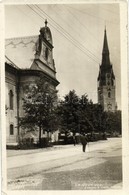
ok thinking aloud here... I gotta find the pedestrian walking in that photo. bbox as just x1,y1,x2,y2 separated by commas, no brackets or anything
73,135,76,146
80,133,88,152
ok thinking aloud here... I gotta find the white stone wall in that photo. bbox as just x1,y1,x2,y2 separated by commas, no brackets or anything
103,86,116,112
5,71,18,144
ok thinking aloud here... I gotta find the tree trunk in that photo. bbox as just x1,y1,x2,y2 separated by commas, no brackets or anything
39,125,42,148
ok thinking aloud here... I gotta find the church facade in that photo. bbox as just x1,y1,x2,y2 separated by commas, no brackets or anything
5,20,59,145
97,29,117,112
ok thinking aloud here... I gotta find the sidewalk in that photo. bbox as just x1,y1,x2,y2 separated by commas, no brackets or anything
7,143,78,157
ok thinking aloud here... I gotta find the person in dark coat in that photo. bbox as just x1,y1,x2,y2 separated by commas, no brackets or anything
73,135,76,146
80,133,88,152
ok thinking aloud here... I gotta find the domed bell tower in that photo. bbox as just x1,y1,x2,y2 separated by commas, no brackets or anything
97,28,116,112
31,20,59,88
34,19,55,71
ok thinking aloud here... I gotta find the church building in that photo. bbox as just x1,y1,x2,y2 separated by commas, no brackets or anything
97,29,117,112
5,20,59,145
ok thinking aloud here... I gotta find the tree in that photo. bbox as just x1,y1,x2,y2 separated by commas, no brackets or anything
91,103,105,132
56,90,96,135
19,76,58,147
56,90,80,134
56,89,122,142
104,110,122,135
79,94,95,133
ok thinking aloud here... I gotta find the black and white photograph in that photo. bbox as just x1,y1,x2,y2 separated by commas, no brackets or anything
1,0,129,194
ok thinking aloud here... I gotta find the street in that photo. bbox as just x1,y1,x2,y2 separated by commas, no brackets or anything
7,138,122,190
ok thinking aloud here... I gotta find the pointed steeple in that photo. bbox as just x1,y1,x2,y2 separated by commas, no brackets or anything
97,28,116,112
102,27,109,55
101,28,110,66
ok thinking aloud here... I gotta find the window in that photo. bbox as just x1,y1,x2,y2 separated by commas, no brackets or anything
108,92,111,98
108,104,112,111
9,90,13,110
107,81,110,85
10,124,14,135
107,73,110,78
45,47,48,60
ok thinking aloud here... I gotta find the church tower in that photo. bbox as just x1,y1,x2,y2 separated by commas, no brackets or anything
97,28,116,112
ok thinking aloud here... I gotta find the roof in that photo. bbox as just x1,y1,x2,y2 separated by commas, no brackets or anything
101,29,110,66
5,22,59,85
102,29,109,55
5,35,38,69
5,55,20,69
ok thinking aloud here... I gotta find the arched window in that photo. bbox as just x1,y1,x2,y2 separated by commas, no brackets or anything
108,92,111,98
45,47,48,60
9,90,13,110
10,124,14,135
108,104,112,111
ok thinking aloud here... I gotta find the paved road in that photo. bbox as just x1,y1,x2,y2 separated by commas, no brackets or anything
7,138,122,190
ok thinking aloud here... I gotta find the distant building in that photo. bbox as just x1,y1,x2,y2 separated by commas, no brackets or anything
97,29,117,112
5,20,59,145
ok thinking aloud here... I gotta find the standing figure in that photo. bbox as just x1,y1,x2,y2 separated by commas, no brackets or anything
73,135,76,146
80,133,88,152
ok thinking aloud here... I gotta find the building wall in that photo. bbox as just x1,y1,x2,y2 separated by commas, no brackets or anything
5,71,53,144
18,75,38,117
18,73,56,114
18,73,57,137
102,86,116,111
5,67,58,146
5,71,18,144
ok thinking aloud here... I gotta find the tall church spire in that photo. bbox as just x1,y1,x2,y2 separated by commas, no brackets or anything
102,28,110,66
103,28,109,54
97,28,116,112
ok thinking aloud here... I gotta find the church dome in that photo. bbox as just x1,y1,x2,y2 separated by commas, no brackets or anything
40,20,53,45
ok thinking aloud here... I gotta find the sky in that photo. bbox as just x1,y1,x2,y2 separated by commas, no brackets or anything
5,3,121,109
